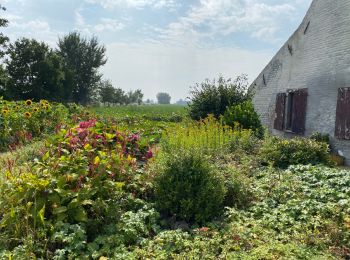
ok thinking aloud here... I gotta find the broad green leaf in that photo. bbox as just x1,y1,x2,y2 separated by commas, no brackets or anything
73,207,88,222
53,206,67,215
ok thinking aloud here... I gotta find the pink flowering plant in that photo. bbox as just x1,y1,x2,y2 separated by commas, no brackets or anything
0,118,156,254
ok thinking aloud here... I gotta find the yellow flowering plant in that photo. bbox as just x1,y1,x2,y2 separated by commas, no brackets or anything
0,98,82,151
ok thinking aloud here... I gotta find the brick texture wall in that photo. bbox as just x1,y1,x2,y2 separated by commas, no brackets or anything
252,0,350,164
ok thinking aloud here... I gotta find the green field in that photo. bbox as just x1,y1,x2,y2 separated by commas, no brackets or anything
0,102,349,259
91,104,187,119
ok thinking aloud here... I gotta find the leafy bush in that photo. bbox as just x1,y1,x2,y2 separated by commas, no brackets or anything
0,119,156,258
223,100,264,138
154,150,226,224
310,132,330,145
188,75,252,120
228,129,260,154
259,137,333,168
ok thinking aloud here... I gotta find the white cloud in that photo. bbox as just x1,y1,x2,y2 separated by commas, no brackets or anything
3,18,60,46
158,0,297,45
75,9,125,34
85,0,178,10
94,18,125,32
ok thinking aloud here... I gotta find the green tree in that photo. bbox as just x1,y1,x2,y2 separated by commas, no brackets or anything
156,92,171,104
0,5,9,58
5,38,64,101
188,75,252,120
98,80,116,104
130,89,144,105
57,32,106,104
114,88,126,104
0,5,9,96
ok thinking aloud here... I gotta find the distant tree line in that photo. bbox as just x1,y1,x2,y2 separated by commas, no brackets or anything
0,6,144,105
99,80,144,105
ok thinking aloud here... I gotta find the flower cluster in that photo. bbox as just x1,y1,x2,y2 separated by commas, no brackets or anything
0,98,71,151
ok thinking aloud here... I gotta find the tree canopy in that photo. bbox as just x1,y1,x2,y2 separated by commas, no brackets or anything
5,38,64,101
156,92,171,104
57,32,107,104
188,75,252,120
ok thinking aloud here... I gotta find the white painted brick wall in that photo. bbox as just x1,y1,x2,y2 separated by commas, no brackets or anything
252,0,350,164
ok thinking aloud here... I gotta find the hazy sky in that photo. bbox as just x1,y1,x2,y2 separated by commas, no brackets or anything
2,0,312,102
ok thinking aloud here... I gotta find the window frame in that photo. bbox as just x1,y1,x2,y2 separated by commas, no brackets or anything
273,88,308,135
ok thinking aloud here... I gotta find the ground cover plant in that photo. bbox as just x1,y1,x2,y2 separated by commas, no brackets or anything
0,100,349,259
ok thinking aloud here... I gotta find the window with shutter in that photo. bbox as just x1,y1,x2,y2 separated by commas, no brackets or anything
274,93,286,130
291,88,308,135
274,89,308,134
335,88,350,140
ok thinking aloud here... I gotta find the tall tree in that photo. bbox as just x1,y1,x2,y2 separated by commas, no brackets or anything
57,32,106,104
0,5,9,96
0,5,9,59
133,89,144,105
99,80,115,104
156,92,171,104
5,38,64,101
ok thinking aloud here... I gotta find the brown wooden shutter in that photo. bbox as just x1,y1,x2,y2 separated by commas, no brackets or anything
274,93,286,130
291,88,308,135
335,88,350,140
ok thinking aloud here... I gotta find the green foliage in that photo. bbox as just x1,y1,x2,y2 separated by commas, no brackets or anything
162,115,236,155
1,104,350,259
259,136,333,168
188,75,252,120
0,98,73,151
223,100,264,138
0,4,9,58
310,132,330,144
92,104,186,122
154,149,226,224
58,32,106,104
228,128,260,154
0,119,156,258
5,38,64,101
98,80,144,105
156,92,171,104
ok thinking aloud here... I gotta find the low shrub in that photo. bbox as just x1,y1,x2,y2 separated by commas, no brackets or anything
154,149,226,224
310,132,330,144
222,168,254,209
228,128,260,154
223,100,264,138
259,136,333,168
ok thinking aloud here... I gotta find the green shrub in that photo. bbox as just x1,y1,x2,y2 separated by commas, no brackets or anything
188,75,252,120
223,100,264,138
259,137,333,168
310,132,330,144
154,150,226,224
228,128,260,154
222,169,253,209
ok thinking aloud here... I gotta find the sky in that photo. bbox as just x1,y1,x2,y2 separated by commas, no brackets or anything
2,0,312,102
